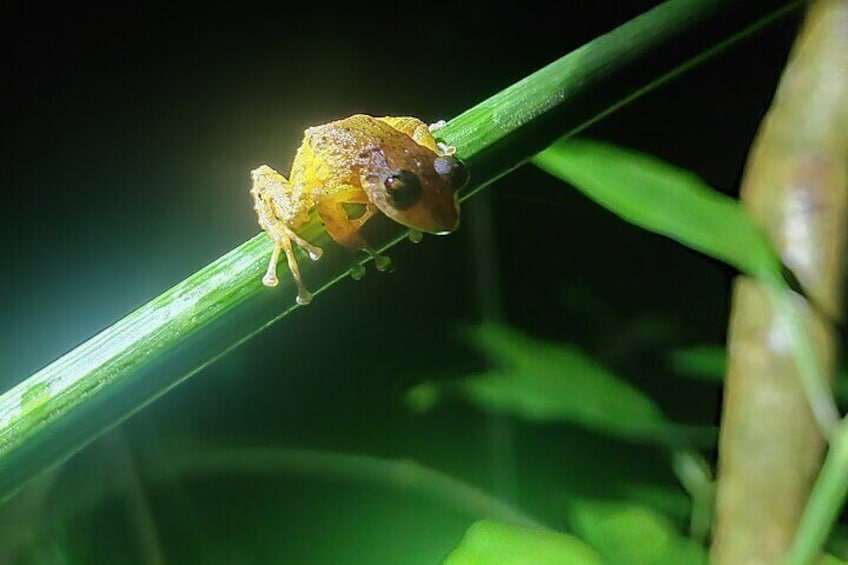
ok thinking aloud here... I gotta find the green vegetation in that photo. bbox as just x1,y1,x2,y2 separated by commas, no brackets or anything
4,1,846,564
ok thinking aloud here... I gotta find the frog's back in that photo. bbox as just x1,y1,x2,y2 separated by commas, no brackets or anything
293,115,422,189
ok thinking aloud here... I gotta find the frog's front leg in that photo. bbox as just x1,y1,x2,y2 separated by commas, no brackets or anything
250,165,322,305
315,186,379,249
317,189,395,274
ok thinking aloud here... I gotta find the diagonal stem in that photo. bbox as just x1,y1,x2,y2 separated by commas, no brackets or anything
0,0,803,504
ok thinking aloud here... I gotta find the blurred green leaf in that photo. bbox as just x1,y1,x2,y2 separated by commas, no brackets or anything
534,137,838,442
443,521,601,565
533,139,783,281
670,450,715,543
789,419,848,564
827,524,848,560
667,346,726,383
567,499,707,564
668,346,848,408
410,324,702,445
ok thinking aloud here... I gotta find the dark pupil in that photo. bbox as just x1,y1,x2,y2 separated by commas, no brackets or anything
385,170,422,209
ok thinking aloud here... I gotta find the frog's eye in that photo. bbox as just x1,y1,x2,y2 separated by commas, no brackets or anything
434,156,469,191
385,169,422,209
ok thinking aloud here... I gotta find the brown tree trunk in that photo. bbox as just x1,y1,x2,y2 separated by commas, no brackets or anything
711,1,848,563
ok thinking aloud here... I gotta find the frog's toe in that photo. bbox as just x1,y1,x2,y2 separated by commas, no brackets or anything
364,248,392,272
428,120,447,133
261,243,282,287
350,263,366,281
436,141,457,157
295,288,313,305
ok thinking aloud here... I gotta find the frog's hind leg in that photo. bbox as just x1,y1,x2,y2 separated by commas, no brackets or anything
274,235,315,304
250,165,322,305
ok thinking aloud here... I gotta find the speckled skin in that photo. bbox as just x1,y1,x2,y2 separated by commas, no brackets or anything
250,114,466,304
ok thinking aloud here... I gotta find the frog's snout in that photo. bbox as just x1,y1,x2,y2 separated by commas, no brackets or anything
431,198,460,234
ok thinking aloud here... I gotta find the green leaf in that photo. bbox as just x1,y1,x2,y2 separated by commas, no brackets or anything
410,324,700,445
532,139,783,281
788,420,848,564
667,345,848,408
533,139,838,436
443,521,602,565
567,499,707,565
667,346,727,383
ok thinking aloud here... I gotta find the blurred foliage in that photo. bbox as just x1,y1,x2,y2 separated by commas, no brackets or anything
408,324,710,447
5,134,843,563
670,345,848,407
443,521,601,565
566,499,707,564
5,1,846,564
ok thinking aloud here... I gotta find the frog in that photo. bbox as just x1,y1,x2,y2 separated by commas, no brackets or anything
250,114,469,305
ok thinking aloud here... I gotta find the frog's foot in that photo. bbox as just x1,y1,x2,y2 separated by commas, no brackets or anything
288,229,323,261
436,141,457,157
347,249,386,282
365,248,392,272
428,120,447,133
254,199,322,303
251,166,323,304
262,232,316,305
429,121,457,156
261,240,285,288
268,223,323,304
350,262,366,281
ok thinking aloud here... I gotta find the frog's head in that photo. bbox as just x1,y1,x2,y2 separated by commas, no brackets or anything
360,151,468,234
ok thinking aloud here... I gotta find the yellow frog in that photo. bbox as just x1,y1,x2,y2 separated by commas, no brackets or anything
250,114,468,304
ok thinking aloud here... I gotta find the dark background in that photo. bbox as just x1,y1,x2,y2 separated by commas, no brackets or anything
1,2,801,563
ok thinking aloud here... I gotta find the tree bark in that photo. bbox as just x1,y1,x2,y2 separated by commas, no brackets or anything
712,1,848,563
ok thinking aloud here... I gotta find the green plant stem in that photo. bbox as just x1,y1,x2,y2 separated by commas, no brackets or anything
0,0,802,503
788,420,848,565
443,0,805,200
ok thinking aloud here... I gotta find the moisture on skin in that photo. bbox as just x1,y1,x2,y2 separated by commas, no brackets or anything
251,115,468,305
